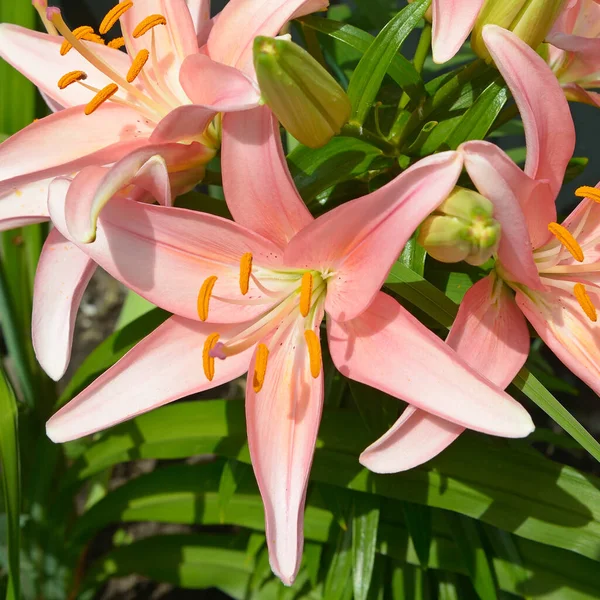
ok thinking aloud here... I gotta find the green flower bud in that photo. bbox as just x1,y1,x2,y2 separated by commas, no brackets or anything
253,36,351,149
471,0,567,61
418,187,501,266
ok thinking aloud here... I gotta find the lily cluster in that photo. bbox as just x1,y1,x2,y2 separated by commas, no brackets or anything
0,0,598,587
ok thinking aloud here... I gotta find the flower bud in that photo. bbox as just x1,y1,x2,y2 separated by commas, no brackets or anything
418,187,501,266
253,36,351,149
471,0,567,61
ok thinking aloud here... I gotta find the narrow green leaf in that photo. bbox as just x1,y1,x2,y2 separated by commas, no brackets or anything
402,502,432,569
398,234,427,277
0,367,20,600
352,494,380,600
297,16,424,100
218,459,241,524
447,513,498,600
115,290,155,330
324,516,353,600
303,542,323,588
347,0,431,125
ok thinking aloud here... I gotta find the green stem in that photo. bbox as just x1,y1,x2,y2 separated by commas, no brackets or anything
398,23,432,111
341,124,398,155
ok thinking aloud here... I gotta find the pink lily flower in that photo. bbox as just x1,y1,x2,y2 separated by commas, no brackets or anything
546,0,600,107
362,26,581,473
0,0,327,379
42,106,533,585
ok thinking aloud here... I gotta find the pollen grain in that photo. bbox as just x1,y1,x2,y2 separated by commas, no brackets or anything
304,329,322,378
84,83,119,115
548,222,584,263
253,343,270,393
126,49,150,82
132,14,167,38
239,252,253,295
575,186,600,204
300,272,313,317
202,333,220,381
574,283,597,322
197,275,218,321
57,70,87,89
99,1,133,35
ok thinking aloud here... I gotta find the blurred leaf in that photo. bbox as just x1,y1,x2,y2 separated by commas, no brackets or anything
564,157,589,184
218,458,241,524
447,513,498,600
297,16,424,100
402,503,432,569
348,380,399,439
324,514,353,600
347,0,431,125
174,189,232,219
0,367,20,600
352,494,380,600
303,542,323,588
115,291,155,330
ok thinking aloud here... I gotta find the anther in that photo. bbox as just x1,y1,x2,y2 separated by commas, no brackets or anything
84,83,119,115
573,283,597,322
548,222,584,263
81,32,105,45
60,25,95,55
126,49,150,83
197,275,218,322
239,253,253,295
300,272,313,317
132,14,167,38
575,186,600,204
202,333,220,381
253,343,270,393
57,70,87,89
108,37,126,49
99,1,133,35
304,330,322,379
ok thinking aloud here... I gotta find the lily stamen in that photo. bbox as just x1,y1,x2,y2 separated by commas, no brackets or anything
57,70,87,89
575,186,600,204
573,283,597,322
126,49,150,83
108,37,125,49
304,330,322,378
197,275,218,322
133,14,167,38
239,252,253,295
99,1,133,35
300,272,313,317
59,25,95,55
548,222,584,262
202,333,220,381
253,343,269,392
84,83,118,115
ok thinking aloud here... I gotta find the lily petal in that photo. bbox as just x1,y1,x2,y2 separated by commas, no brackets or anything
180,54,261,111
563,83,600,107
150,105,217,144
221,106,313,249
461,141,546,286
431,0,484,64
0,24,134,109
207,0,329,75
328,291,534,437
0,104,153,191
547,31,600,82
32,230,96,381
482,25,575,197
246,318,323,585
360,276,531,473
517,287,600,396
46,315,252,442
49,177,283,323
186,0,211,37
285,152,462,322
0,179,51,231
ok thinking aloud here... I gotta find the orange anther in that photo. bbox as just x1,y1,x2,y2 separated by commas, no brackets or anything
126,49,149,82
132,14,167,38
57,70,87,89
84,83,119,115
99,1,133,34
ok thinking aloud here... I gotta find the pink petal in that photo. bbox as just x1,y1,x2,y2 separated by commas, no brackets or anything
0,179,51,231
516,286,600,396
482,25,575,198
150,106,217,144
547,32,600,82
563,83,600,107
48,177,283,323
0,24,135,109
461,141,546,287
186,0,211,37
0,104,153,191
207,0,329,75
431,0,484,64
46,315,252,442
179,54,261,111
32,230,97,381
285,152,462,322
221,106,313,249
246,318,323,585
360,276,531,473
327,291,534,437
559,187,600,265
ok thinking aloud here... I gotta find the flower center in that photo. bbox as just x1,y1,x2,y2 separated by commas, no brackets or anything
198,253,328,391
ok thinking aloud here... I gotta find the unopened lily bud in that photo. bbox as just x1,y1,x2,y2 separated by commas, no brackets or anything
253,36,351,149
418,187,501,266
471,0,567,61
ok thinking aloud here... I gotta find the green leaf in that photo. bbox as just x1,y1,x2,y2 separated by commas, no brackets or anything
114,291,155,330
564,157,589,184
346,0,431,126
218,459,242,524
0,367,20,600
398,234,427,277
324,514,353,600
447,514,498,600
402,503,432,569
352,494,380,600
297,16,424,101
